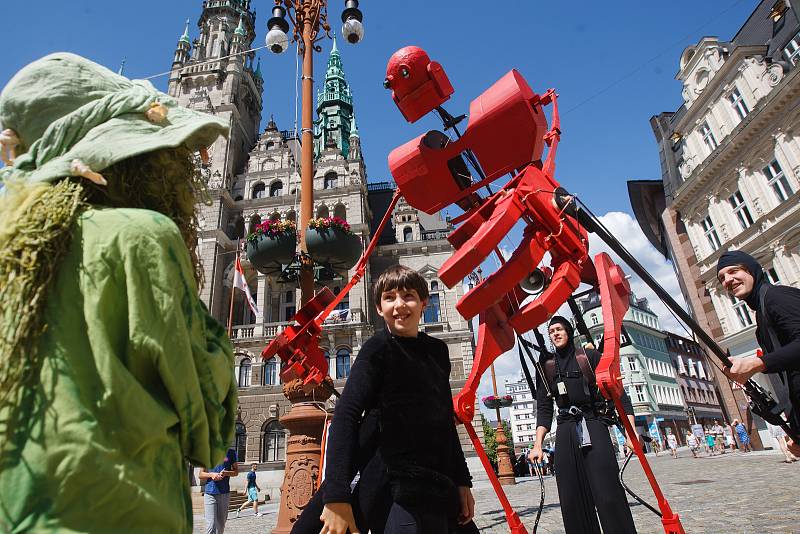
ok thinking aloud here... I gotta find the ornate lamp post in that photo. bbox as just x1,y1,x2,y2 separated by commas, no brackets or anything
468,269,517,485
263,2,364,532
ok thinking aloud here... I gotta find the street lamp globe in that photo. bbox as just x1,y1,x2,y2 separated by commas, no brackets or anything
266,4,290,54
341,17,364,44
266,27,289,54
341,0,364,44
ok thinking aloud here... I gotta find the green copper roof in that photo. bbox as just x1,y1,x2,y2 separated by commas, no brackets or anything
234,15,246,36
179,19,191,44
350,114,359,138
317,39,352,109
254,56,262,80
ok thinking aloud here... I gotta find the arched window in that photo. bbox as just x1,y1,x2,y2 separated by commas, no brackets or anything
269,180,283,197
284,289,296,320
262,420,286,462
323,348,333,378
333,286,349,312
316,205,330,219
403,227,413,242
424,293,440,323
230,216,245,240
590,313,598,325
263,357,278,386
248,214,262,234
238,358,252,387
252,182,266,199
333,203,347,220
324,172,338,189
336,348,351,379
235,422,247,463
266,141,275,150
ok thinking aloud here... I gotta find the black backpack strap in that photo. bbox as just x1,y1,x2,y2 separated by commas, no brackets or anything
543,357,556,387
575,347,595,385
759,284,782,351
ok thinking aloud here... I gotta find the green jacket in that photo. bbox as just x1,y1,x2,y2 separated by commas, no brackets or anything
0,207,237,533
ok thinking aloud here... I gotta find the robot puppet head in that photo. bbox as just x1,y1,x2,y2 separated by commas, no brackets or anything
384,46,454,123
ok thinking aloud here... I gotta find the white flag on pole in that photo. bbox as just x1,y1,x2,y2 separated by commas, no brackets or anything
233,254,261,316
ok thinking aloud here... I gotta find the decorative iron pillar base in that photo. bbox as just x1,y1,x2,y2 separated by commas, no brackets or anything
271,379,332,534
495,423,517,486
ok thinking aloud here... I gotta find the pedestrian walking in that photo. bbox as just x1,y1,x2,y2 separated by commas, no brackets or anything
771,423,799,464
236,463,263,518
705,432,717,456
711,421,725,454
530,316,638,534
667,432,678,459
200,447,239,534
718,251,800,457
723,425,736,452
0,53,236,532
732,419,753,453
686,432,700,458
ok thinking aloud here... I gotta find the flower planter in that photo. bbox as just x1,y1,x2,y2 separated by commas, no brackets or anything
482,395,513,410
246,231,296,275
306,227,362,270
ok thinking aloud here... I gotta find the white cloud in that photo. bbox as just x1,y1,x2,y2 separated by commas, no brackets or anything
469,210,690,421
586,211,688,335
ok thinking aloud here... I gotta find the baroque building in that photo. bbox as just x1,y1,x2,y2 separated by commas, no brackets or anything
629,0,800,449
168,1,480,496
664,332,726,443
578,292,686,447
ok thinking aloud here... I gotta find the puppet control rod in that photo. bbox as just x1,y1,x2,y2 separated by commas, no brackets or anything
553,192,800,443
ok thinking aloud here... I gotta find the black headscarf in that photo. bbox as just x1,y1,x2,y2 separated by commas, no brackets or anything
548,315,575,354
716,250,768,311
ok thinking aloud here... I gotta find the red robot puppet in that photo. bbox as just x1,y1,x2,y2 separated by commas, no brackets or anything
384,46,685,534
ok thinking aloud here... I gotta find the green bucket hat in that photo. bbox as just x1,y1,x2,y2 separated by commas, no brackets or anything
0,52,228,186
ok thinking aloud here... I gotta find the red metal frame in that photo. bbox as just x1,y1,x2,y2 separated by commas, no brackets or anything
259,46,687,534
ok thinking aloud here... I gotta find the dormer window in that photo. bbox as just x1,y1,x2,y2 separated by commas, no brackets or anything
770,0,789,22
785,31,800,65
700,121,717,153
728,88,749,121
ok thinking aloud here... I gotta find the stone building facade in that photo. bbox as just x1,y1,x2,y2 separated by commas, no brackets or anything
578,292,686,445
167,0,480,494
629,0,800,449
664,332,726,443
503,372,540,453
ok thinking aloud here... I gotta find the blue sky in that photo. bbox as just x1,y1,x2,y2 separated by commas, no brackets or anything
3,1,762,415
4,0,757,213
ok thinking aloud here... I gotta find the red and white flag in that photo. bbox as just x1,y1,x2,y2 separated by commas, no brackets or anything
234,254,261,316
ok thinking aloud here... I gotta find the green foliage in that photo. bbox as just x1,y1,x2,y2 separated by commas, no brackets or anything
481,414,512,465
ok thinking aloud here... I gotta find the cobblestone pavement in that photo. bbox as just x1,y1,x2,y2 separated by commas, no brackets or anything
193,449,800,533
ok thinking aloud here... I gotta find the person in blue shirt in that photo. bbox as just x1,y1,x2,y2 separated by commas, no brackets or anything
236,463,263,518
200,447,238,534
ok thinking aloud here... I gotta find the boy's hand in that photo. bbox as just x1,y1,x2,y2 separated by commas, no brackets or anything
320,502,359,534
457,486,475,525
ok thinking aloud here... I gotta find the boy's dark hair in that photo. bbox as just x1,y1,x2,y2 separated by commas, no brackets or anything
373,265,429,305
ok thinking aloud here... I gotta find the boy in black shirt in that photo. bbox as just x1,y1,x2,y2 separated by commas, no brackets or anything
319,266,474,534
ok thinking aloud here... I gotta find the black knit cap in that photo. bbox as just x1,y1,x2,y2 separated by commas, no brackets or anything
716,250,767,310
548,315,574,340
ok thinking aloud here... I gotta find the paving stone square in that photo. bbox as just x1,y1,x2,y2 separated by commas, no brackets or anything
194,449,800,533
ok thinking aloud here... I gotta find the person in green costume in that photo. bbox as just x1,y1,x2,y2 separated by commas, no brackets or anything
0,53,238,533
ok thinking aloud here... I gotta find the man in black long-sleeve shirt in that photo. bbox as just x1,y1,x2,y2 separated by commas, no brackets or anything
718,250,800,456
319,266,474,534
529,316,637,534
